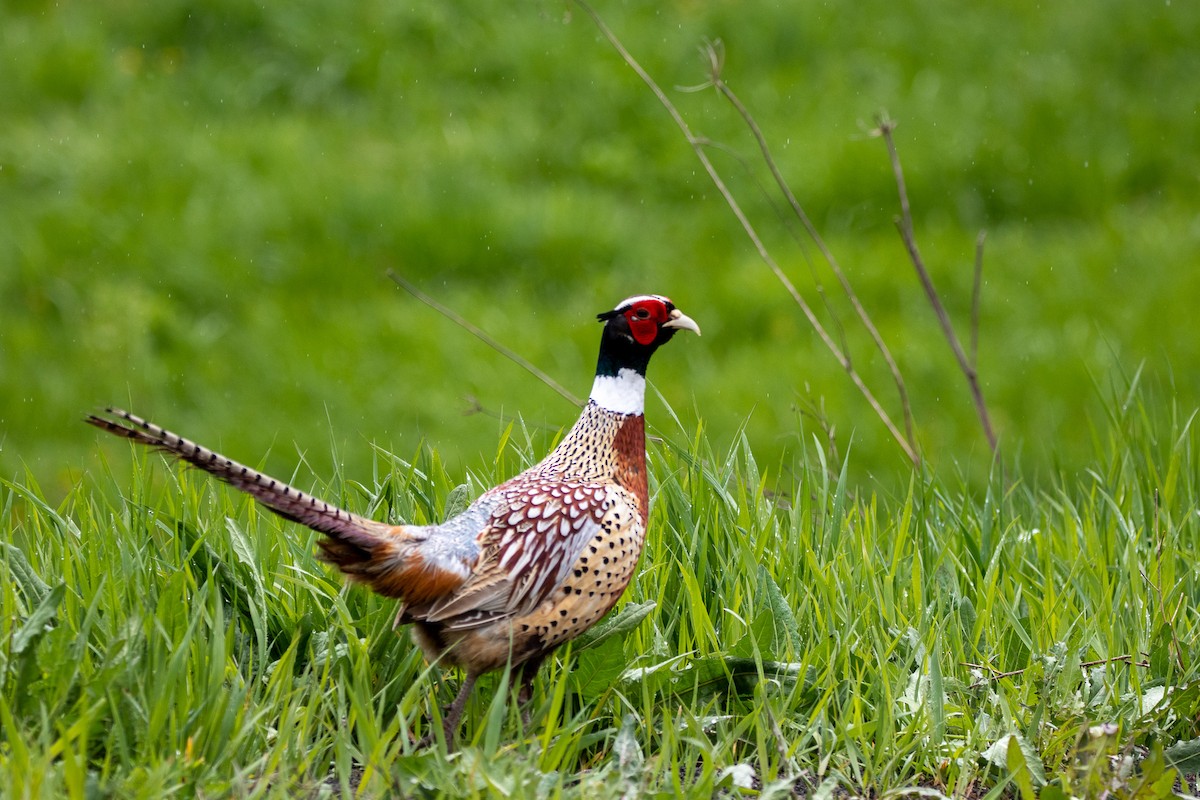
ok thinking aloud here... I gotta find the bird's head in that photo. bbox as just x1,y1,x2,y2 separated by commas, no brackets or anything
598,294,700,347
594,295,700,381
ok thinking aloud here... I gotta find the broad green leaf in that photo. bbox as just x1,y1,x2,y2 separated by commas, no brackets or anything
1005,736,1035,800
570,637,630,701
682,656,807,701
756,564,802,656
1,542,50,605
225,517,262,588
987,733,1044,798
1165,738,1200,773
613,714,643,782
573,600,655,652
12,583,66,713
929,639,945,743
443,483,471,519
12,582,65,655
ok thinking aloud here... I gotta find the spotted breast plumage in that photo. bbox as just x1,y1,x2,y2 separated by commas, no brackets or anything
87,294,699,743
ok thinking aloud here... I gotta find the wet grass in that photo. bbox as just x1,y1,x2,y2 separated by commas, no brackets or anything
4,387,1199,797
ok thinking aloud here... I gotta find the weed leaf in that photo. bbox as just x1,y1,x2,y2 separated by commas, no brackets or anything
1,543,51,605
12,582,65,655
574,600,656,652
1165,738,1200,773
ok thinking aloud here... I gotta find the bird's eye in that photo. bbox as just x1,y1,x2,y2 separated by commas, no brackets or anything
634,307,651,319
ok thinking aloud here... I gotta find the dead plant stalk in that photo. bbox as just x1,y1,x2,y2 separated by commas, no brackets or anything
576,0,920,467
704,44,915,453
878,118,999,454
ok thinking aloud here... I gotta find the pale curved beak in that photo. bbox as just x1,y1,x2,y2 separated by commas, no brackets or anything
664,309,701,336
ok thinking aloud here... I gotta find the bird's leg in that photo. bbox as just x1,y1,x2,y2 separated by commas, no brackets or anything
516,664,537,708
440,671,479,745
515,655,546,730
414,671,479,750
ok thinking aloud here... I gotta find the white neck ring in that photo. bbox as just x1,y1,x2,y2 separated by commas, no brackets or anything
589,368,645,415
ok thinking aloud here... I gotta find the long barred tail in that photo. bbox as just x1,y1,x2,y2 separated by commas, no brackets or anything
86,407,412,588
86,407,381,537
89,408,474,605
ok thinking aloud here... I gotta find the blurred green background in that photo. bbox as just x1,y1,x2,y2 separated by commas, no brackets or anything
3,0,1198,494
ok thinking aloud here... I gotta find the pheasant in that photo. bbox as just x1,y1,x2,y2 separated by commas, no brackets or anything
87,294,699,743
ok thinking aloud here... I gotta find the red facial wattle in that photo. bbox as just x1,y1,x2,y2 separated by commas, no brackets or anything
625,300,669,345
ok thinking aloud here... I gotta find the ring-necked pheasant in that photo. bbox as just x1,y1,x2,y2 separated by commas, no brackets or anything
87,294,699,743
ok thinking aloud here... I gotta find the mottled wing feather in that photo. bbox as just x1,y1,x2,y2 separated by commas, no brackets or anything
417,476,619,628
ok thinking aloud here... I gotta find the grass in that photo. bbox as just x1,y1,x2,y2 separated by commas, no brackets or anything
3,385,1199,797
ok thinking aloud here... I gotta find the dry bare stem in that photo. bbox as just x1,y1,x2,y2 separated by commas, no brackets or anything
576,0,920,466
971,231,987,370
876,116,999,454
701,42,917,454
964,655,1150,689
387,269,584,408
